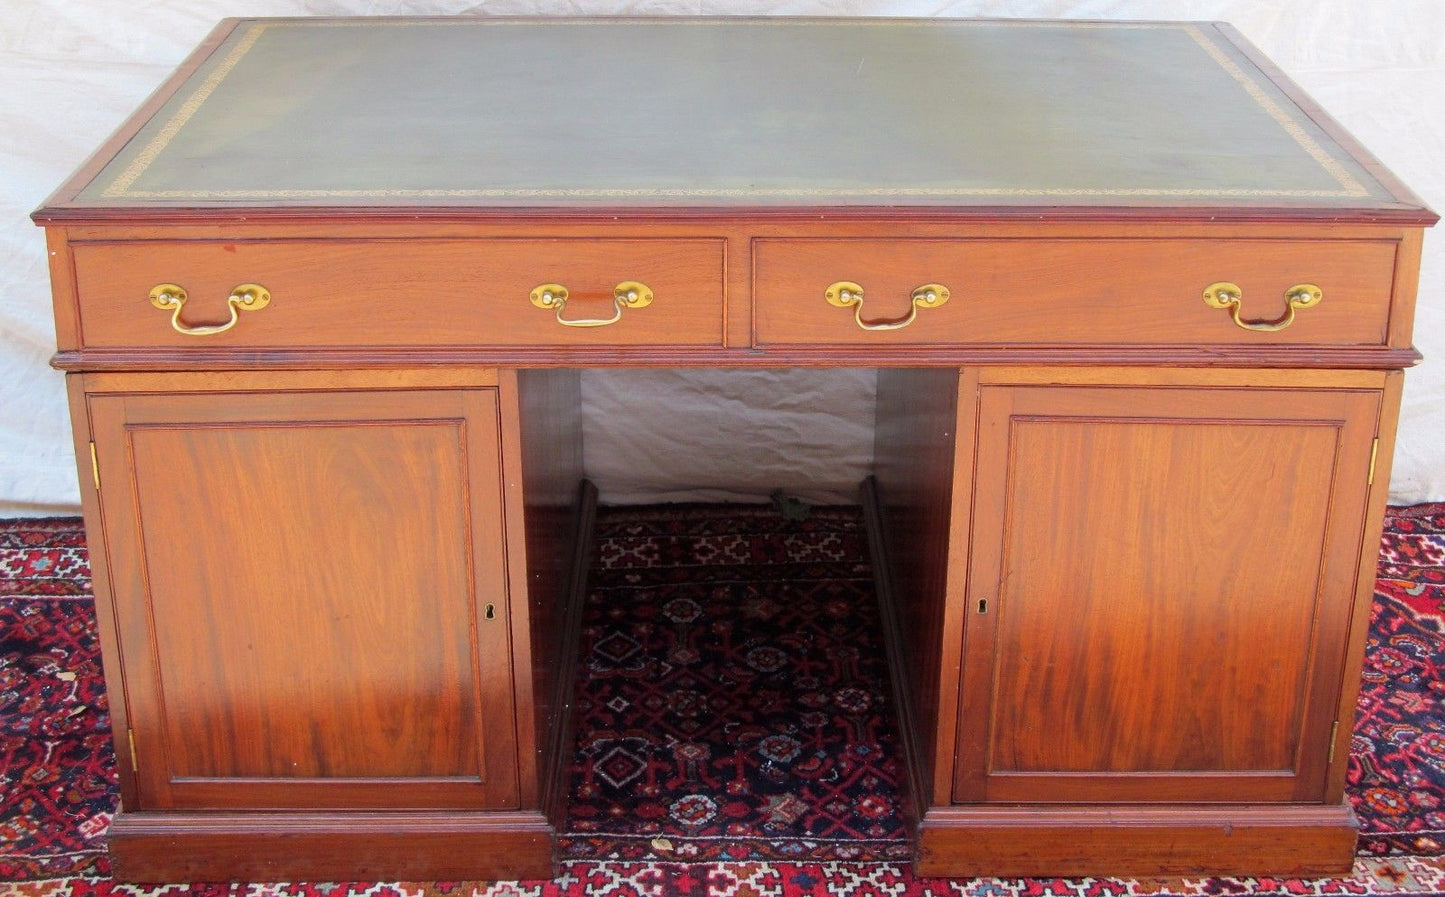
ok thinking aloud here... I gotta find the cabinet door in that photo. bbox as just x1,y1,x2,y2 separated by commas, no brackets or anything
954,383,1378,804
90,387,517,810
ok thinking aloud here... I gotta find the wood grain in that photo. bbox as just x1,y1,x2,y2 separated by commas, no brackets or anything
862,477,924,842
955,381,1378,804
70,238,725,349
89,383,518,810
65,374,138,812
82,368,497,393
915,803,1357,877
975,367,1386,388
34,15,1431,878
497,368,588,819
46,228,81,351
754,237,1396,347
107,809,554,882
871,369,964,809
1327,369,1406,802
1388,228,1425,349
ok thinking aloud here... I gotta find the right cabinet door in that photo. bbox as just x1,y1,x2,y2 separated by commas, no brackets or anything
954,379,1380,804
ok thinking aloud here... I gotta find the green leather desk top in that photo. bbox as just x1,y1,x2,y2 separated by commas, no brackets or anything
52,17,1428,217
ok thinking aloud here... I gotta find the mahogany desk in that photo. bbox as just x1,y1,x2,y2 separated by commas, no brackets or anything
34,17,1435,882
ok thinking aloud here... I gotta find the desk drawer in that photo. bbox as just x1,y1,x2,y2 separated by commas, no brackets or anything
753,239,1396,347
72,238,726,348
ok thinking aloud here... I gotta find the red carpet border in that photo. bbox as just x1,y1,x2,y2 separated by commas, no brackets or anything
2,504,1445,896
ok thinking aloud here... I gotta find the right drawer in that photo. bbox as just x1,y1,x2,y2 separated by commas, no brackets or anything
752,238,1398,347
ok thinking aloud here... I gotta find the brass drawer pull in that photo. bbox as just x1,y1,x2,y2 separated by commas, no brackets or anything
149,283,271,336
530,281,653,328
1203,281,1322,332
825,281,949,331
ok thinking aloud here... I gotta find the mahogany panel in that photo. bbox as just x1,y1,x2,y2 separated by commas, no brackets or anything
62,374,138,812
497,368,589,821
107,809,554,882
871,369,964,809
46,228,81,351
955,381,1379,804
70,238,725,349
915,804,1357,877
1328,369,1404,801
89,385,518,810
754,238,1396,347
1387,228,1425,349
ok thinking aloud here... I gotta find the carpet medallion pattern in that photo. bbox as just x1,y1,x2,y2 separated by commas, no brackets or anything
1,503,1444,896
558,506,909,863
1350,503,1445,860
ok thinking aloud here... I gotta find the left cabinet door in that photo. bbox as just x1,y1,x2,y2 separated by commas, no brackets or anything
88,386,518,810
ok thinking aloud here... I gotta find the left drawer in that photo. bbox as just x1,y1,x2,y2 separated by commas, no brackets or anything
71,237,727,348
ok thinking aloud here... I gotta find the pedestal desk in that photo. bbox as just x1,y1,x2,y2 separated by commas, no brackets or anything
34,17,1435,882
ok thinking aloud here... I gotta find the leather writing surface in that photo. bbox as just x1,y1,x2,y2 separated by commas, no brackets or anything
81,18,1394,207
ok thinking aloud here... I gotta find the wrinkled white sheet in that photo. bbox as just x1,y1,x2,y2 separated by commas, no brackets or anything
2,0,1441,512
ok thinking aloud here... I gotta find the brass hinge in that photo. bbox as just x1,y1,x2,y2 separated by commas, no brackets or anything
1327,720,1340,765
126,728,139,773
89,441,100,492
1367,438,1380,486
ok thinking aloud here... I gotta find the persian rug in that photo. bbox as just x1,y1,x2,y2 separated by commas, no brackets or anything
2,503,1444,896
559,505,910,863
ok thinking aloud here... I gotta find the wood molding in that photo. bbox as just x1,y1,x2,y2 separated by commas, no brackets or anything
81,368,498,393
976,366,1388,388
55,219,1419,241
50,345,1424,372
35,203,1439,227
916,802,1358,877
107,809,555,882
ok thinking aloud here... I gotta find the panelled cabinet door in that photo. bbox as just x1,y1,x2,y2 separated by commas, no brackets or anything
954,384,1379,805
89,388,518,811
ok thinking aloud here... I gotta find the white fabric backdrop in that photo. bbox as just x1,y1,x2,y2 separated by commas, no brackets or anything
1,0,1441,511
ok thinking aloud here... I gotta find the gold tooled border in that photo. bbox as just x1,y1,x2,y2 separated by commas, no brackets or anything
98,19,1373,201
102,24,266,198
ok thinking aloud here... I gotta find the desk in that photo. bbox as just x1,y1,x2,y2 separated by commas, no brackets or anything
34,17,1434,881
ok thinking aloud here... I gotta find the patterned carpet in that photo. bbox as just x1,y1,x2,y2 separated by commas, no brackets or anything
2,503,1444,896
559,506,909,863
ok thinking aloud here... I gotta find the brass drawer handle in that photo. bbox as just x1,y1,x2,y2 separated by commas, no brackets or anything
530,281,653,328
1203,281,1322,332
149,283,271,336
825,281,949,331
